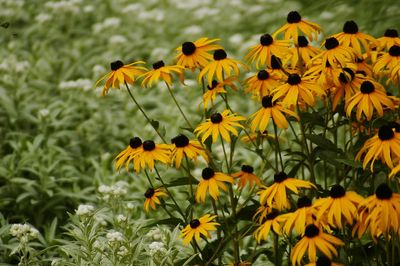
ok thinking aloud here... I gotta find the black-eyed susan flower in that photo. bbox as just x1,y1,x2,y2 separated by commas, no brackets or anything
355,125,400,170
130,140,171,172
250,95,299,131
279,196,317,235
291,224,344,266
170,134,208,168
389,163,400,178
305,256,343,266
244,70,281,98
240,130,280,144
245,33,291,68
194,110,245,143
269,55,287,79
312,37,357,68
195,167,234,203
203,77,237,109
115,137,143,172
232,165,262,189
313,184,363,229
289,36,321,68
373,45,400,84
140,60,184,88
198,49,244,86
331,68,366,110
253,204,273,223
181,214,220,245
258,172,316,211
351,205,372,239
374,29,400,51
176,38,222,70
358,184,400,236
144,187,167,212
272,73,325,107
331,21,375,55
305,61,344,89
346,80,394,121
273,11,322,42
95,60,147,96
355,57,373,77
254,210,285,243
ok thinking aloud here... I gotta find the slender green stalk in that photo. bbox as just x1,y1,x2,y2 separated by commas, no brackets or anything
124,82,166,143
165,82,194,130
184,156,194,220
273,122,284,171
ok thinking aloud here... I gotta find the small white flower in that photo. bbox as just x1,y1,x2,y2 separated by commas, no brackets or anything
123,3,143,13
126,202,135,209
229,34,243,46
116,214,127,223
98,185,112,194
38,108,50,118
149,241,166,256
15,61,29,73
182,25,203,36
117,246,128,256
83,5,94,13
103,17,121,28
75,204,95,216
106,231,124,243
109,35,128,45
35,13,52,23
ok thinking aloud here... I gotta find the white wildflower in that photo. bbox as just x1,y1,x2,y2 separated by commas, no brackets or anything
182,25,203,36
149,241,166,256
126,202,135,210
109,35,127,45
229,34,243,46
106,231,124,243
122,3,143,13
10,223,39,242
35,13,52,23
15,61,30,73
38,109,50,118
83,5,94,13
75,204,95,216
117,246,128,256
116,214,127,223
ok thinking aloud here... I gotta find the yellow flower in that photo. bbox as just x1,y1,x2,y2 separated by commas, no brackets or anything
195,167,234,203
144,188,167,212
355,125,400,170
250,95,299,131
373,45,400,84
312,37,357,68
231,165,262,189
95,60,147,96
345,80,394,121
240,130,281,144
254,210,285,243
181,214,219,245
374,29,400,51
304,60,345,89
358,184,400,236
273,11,322,42
313,185,363,229
245,33,291,68
198,49,244,86
115,137,143,172
304,256,343,266
253,205,273,223
272,73,325,107
140,60,184,88
203,77,237,109
331,21,375,55
244,70,281,98
389,163,400,178
291,224,344,266
258,172,315,211
170,134,208,168
288,36,321,68
129,140,171,172
176,38,222,70
194,110,246,143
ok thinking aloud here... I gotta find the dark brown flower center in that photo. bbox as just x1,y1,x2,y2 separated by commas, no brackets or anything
207,80,219,90
257,70,269,80
190,219,200,228
210,113,223,123
339,68,355,84
182,42,196,55
297,196,312,208
360,81,375,94
384,29,398,38
316,256,332,266
287,11,301,23
214,49,227,60
111,60,124,71
330,184,346,198
266,210,279,220
144,188,155,198
171,134,189,147
375,183,393,199
287,74,301,85
274,172,288,183
389,45,400,56
388,121,400,132
262,95,274,108
271,55,282,69
202,167,215,180
378,125,395,140
143,140,156,151
129,137,142,149
260,34,273,46
343,20,359,34
304,224,319,237
241,165,254,173
297,36,309,47
152,60,165,69
325,37,339,50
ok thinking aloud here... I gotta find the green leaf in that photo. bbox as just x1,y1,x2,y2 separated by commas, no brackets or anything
305,134,340,152
144,218,183,228
335,158,361,168
166,176,198,187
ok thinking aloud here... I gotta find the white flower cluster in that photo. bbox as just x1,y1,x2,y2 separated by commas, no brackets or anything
146,228,162,241
35,13,52,23
38,108,50,118
108,35,128,45
98,181,128,200
45,0,81,13
0,59,30,73
148,241,167,256
106,231,124,243
59,79,92,91
75,204,95,216
92,17,121,33
10,223,39,244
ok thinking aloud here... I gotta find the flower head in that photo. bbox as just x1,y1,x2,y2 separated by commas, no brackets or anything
144,188,167,212
126,140,171,172
373,45,400,84
203,77,237,109
115,137,143,172
95,60,147,96
141,60,184,87
176,38,222,70
288,36,321,68
181,214,220,245
170,134,208,168
232,165,262,189
374,29,400,52
244,70,281,98
312,37,357,68
254,210,285,243
194,110,245,143
195,167,234,203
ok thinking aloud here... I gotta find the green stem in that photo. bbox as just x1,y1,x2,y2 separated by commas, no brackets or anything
273,122,284,171
165,82,194,130
184,156,194,220
124,82,166,143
